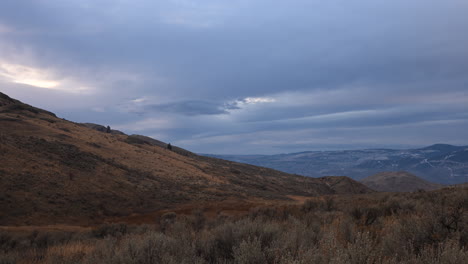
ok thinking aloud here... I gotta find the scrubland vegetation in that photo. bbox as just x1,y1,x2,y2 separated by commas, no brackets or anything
1,187,467,264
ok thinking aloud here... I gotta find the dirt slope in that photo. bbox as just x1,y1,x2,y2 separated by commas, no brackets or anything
0,92,372,225
360,171,444,192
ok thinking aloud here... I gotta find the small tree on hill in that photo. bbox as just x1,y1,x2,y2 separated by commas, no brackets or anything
167,143,172,150
106,126,111,133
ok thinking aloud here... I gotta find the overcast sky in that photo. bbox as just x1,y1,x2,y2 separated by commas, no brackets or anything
1,0,467,154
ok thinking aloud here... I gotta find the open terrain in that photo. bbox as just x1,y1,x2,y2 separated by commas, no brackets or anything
207,144,468,185
1,92,466,263
360,171,444,192
1,186,467,263
0,92,371,226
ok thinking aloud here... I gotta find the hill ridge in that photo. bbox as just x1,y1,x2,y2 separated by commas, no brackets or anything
0,92,372,225
360,171,444,192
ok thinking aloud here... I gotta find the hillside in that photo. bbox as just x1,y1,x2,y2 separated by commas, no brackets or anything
360,171,444,192
208,145,468,184
0,92,372,225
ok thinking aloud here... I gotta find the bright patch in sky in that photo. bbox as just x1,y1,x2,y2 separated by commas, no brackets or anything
0,62,59,89
243,97,276,104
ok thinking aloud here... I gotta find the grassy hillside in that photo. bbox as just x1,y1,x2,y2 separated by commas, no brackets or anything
360,171,444,192
0,92,371,225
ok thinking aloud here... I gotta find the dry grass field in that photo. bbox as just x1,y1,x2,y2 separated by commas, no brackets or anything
1,187,467,263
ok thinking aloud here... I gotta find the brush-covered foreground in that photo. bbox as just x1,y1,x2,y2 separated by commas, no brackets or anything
1,187,467,264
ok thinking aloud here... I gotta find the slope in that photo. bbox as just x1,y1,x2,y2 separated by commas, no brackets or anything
0,92,372,225
360,171,444,192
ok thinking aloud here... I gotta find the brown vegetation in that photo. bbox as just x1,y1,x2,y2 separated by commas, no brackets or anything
360,171,444,192
0,92,372,225
0,93,467,263
0,187,467,263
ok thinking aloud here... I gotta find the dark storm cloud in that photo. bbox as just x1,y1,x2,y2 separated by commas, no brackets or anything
0,0,467,154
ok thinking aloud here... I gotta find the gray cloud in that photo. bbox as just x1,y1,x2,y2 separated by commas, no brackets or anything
149,100,235,116
0,0,467,154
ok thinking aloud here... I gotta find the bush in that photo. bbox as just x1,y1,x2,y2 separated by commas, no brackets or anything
159,212,177,232
233,237,266,264
190,210,206,231
93,223,128,238
302,197,335,213
3,187,467,263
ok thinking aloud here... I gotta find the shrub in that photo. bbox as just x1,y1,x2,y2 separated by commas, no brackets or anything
324,196,335,212
190,210,206,231
233,237,266,264
302,197,335,213
302,199,321,213
349,206,382,226
93,223,128,238
159,212,177,232
3,187,467,263
0,251,19,264
363,207,381,226
250,206,278,220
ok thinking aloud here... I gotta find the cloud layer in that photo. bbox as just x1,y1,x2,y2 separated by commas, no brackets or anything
1,0,467,154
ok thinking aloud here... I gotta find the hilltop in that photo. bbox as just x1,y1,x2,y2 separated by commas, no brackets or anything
360,171,444,192
0,92,371,225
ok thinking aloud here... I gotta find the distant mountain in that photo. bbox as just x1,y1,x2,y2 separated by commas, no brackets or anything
0,92,372,225
360,171,444,192
206,145,468,185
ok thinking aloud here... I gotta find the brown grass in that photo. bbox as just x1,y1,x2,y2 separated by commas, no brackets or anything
0,94,372,226
1,187,466,263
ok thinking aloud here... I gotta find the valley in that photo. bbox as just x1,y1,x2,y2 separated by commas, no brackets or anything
207,144,468,185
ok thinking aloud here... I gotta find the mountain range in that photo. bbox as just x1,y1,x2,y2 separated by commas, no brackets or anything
206,144,468,185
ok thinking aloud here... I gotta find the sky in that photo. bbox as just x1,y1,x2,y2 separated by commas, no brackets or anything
0,0,467,154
